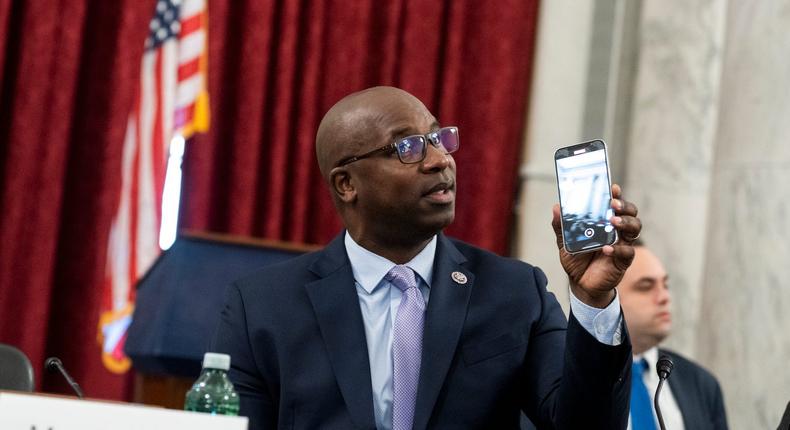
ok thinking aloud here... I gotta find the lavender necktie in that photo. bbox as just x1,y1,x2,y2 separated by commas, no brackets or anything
387,265,425,430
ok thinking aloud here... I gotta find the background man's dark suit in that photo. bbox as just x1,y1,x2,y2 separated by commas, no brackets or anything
661,349,728,430
211,233,631,429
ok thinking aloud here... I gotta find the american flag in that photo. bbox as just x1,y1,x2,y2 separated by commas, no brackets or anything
99,0,209,374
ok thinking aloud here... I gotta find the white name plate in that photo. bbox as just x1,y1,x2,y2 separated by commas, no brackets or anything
0,392,248,430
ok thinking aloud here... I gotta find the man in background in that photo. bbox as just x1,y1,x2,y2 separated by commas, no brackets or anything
619,240,728,430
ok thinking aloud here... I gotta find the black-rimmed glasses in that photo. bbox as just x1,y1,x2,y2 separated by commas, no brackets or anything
336,126,459,167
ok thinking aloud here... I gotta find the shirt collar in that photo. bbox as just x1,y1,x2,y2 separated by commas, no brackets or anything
634,346,660,370
344,231,436,294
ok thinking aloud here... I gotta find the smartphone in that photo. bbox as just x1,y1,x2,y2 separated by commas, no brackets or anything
554,139,617,253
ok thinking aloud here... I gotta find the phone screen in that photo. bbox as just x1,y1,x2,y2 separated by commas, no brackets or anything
554,140,617,253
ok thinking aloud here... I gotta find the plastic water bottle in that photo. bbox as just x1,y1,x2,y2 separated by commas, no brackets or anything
184,352,240,415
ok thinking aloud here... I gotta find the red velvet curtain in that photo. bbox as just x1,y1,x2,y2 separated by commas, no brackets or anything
0,0,155,398
182,0,540,254
0,0,538,402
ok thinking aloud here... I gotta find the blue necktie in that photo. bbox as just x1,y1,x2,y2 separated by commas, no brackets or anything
631,358,657,430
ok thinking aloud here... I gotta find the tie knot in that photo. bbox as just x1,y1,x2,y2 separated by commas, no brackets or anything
633,358,649,375
386,265,418,292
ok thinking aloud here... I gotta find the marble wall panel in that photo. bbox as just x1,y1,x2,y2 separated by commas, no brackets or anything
700,166,790,428
699,1,790,426
624,0,726,357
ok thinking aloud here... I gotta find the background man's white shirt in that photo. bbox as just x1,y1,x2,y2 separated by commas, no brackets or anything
628,347,685,430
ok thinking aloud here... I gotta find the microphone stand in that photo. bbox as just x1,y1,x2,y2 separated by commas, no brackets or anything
45,357,84,399
654,355,674,430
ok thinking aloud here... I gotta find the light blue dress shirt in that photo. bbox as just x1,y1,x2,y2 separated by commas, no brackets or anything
344,232,622,430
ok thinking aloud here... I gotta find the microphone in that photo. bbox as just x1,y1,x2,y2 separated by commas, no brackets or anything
45,357,84,399
654,355,674,430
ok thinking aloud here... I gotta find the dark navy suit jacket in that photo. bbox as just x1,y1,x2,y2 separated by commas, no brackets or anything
661,349,728,430
210,233,632,429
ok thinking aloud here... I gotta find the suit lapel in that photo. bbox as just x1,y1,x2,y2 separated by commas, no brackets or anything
305,234,376,430
412,235,474,430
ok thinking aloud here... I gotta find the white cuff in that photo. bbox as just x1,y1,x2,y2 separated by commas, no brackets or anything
569,288,624,345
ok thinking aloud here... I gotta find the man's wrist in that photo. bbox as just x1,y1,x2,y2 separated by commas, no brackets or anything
569,284,616,309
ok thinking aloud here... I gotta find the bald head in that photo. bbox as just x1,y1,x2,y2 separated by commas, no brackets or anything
312,86,456,261
315,86,433,180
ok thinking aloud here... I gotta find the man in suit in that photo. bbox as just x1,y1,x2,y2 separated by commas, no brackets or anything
211,86,643,429
618,241,728,429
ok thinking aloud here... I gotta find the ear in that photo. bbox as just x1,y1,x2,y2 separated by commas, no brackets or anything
330,167,357,203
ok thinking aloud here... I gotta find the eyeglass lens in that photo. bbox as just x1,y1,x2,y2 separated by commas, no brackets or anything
396,127,459,163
